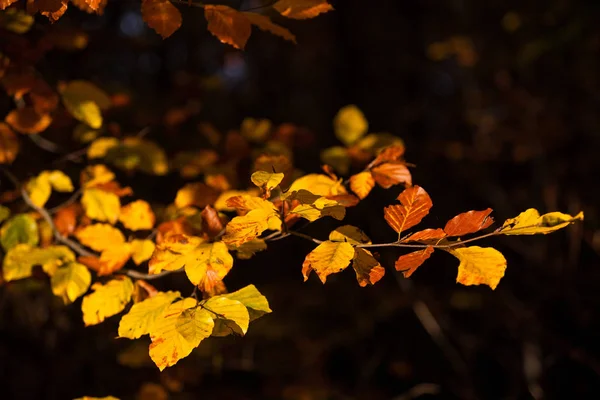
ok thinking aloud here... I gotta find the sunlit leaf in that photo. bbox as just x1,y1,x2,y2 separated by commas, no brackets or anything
328,225,370,245
80,164,115,188
287,173,347,197
0,214,38,251
130,239,155,265
371,162,411,189
290,197,345,222
174,182,219,209
273,0,334,19
251,170,284,194
53,204,81,237
499,209,584,235
395,247,434,278
222,208,279,246
349,171,375,199
449,246,507,290
81,188,120,224
352,248,385,287
60,80,111,129
141,0,182,39
384,185,432,235
79,243,132,276
119,200,155,231
50,262,91,304
444,208,494,237
222,284,271,321
26,170,74,207
75,223,125,252
81,276,134,326
334,105,368,146
368,144,406,168
404,228,446,242
204,296,249,335
87,137,119,159
302,241,354,283
2,244,75,281
118,291,180,339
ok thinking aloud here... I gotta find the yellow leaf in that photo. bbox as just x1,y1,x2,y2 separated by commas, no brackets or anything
80,164,115,188
499,208,584,235
87,137,119,159
334,105,368,146
118,291,180,339
81,188,121,224
349,171,375,200
106,137,169,175
222,284,271,321
329,225,370,245
204,296,249,335
231,238,267,260
449,246,507,290
0,8,34,34
96,243,132,275
287,173,347,197
2,244,75,281
352,248,385,287
141,0,182,39
50,262,91,304
60,80,111,129
130,239,155,265
75,223,125,251
148,234,211,276
26,170,74,207
240,117,271,142
251,170,284,191
184,242,233,285
290,197,345,222
213,189,260,211
149,298,213,370
0,214,39,251
119,200,155,230
222,208,278,246
273,0,334,19
302,241,354,283
81,276,134,326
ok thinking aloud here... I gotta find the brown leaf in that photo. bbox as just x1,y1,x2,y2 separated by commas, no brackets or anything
384,186,432,234
444,208,494,237
404,228,447,242
395,246,434,278
204,5,252,50
53,203,82,237
368,145,406,168
156,218,193,244
201,205,224,238
349,171,375,200
0,123,19,164
371,162,412,189
273,0,334,19
141,0,182,39
352,248,385,287
5,107,52,134
243,12,297,44
71,0,107,14
326,194,359,208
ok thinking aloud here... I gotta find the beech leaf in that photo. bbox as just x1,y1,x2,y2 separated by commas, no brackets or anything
141,0,182,39
302,241,354,283
118,291,180,339
273,0,334,19
81,276,134,326
352,248,385,287
384,185,432,234
449,246,507,290
395,247,434,278
499,209,584,235
444,208,494,237
349,171,375,200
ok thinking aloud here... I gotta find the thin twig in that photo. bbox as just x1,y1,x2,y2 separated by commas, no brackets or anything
29,135,62,153
171,0,204,8
242,0,278,12
121,268,180,280
287,230,323,244
48,188,82,214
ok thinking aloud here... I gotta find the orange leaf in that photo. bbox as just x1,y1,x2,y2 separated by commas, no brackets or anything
404,228,446,242
0,123,19,164
5,108,52,134
119,200,156,231
444,208,494,237
201,205,224,238
384,186,432,234
273,0,334,19
141,0,182,39
0,1,19,11
71,0,107,14
204,5,252,50
371,162,412,189
174,182,220,209
156,218,193,244
79,243,132,276
40,0,67,22
352,248,385,287
349,171,375,200
394,246,434,278
243,12,297,44
53,203,82,237
368,145,406,168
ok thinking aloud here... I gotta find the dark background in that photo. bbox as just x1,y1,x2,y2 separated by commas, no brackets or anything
1,0,600,399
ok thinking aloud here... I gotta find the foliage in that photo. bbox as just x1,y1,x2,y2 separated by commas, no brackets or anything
0,0,584,377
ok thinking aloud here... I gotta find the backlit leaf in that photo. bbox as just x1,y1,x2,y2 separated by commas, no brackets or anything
395,246,434,278
130,239,155,265
222,208,280,246
222,284,271,321
368,144,406,168
80,164,115,188
102,137,168,175
243,12,297,44
75,223,125,252
290,197,345,222
119,200,155,231
204,296,249,335
5,107,52,134
87,137,119,159
26,170,74,207
53,204,80,237
231,239,267,260
321,146,350,175
371,162,412,189
251,170,284,193
352,248,385,286
334,105,368,146
183,242,233,286
79,243,132,276
0,123,18,164
148,234,205,274
118,291,180,339
499,209,584,235
287,173,347,197
0,214,38,251
81,188,120,224
81,276,134,326
3,244,75,282
404,228,446,242
174,182,219,209
141,0,182,39
50,262,91,304
329,225,370,245
60,80,111,129
444,208,494,236
273,0,334,19
384,185,432,235
204,5,252,50
349,171,375,199
449,246,507,290
201,205,224,237
302,241,354,283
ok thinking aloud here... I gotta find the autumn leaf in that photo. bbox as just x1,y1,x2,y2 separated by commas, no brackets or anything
395,247,434,278
80,164,115,188
71,0,107,14
444,208,494,237
81,188,120,224
53,203,81,236
349,171,375,200
352,248,385,287
174,182,219,209
302,241,354,283
367,145,406,168
149,298,213,370
449,246,507,290
222,284,271,321
75,223,125,251
0,214,39,251
204,296,249,335
5,107,52,134
499,209,584,235
81,276,134,326
371,162,412,189
2,244,75,281
334,105,368,146
118,291,180,339
273,0,334,19
130,239,155,265
243,12,297,44
50,262,92,304
0,123,18,164
223,208,279,246
213,189,260,211
148,234,203,273
403,228,446,242
0,0,19,11
87,137,119,159
26,170,74,207
201,205,224,237
329,225,370,245
119,200,155,230
230,239,267,260
141,0,182,39
290,197,345,222
184,242,233,286
384,185,432,235
287,173,347,197
321,146,350,175
60,80,111,129
251,170,284,195
99,137,169,175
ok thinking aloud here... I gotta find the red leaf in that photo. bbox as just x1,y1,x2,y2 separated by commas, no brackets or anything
404,228,446,242
201,205,224,238
384,186,432,234
395,246,434,278
444,208,494,237
371,161,412,189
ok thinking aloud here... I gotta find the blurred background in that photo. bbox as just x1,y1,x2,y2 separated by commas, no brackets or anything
1,0,600,399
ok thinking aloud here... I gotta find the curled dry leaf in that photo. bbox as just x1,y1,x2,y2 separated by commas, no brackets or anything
201,205,224,238
395,246,434,278
141,0,182,39
352,248,385,287
444,208,494,237
384,185,432,234
371,162,412,189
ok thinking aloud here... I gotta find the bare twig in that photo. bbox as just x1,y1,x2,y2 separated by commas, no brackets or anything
48,188,82,214
121,268,181,280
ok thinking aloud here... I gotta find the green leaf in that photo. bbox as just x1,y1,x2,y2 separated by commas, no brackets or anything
0,214,39,251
